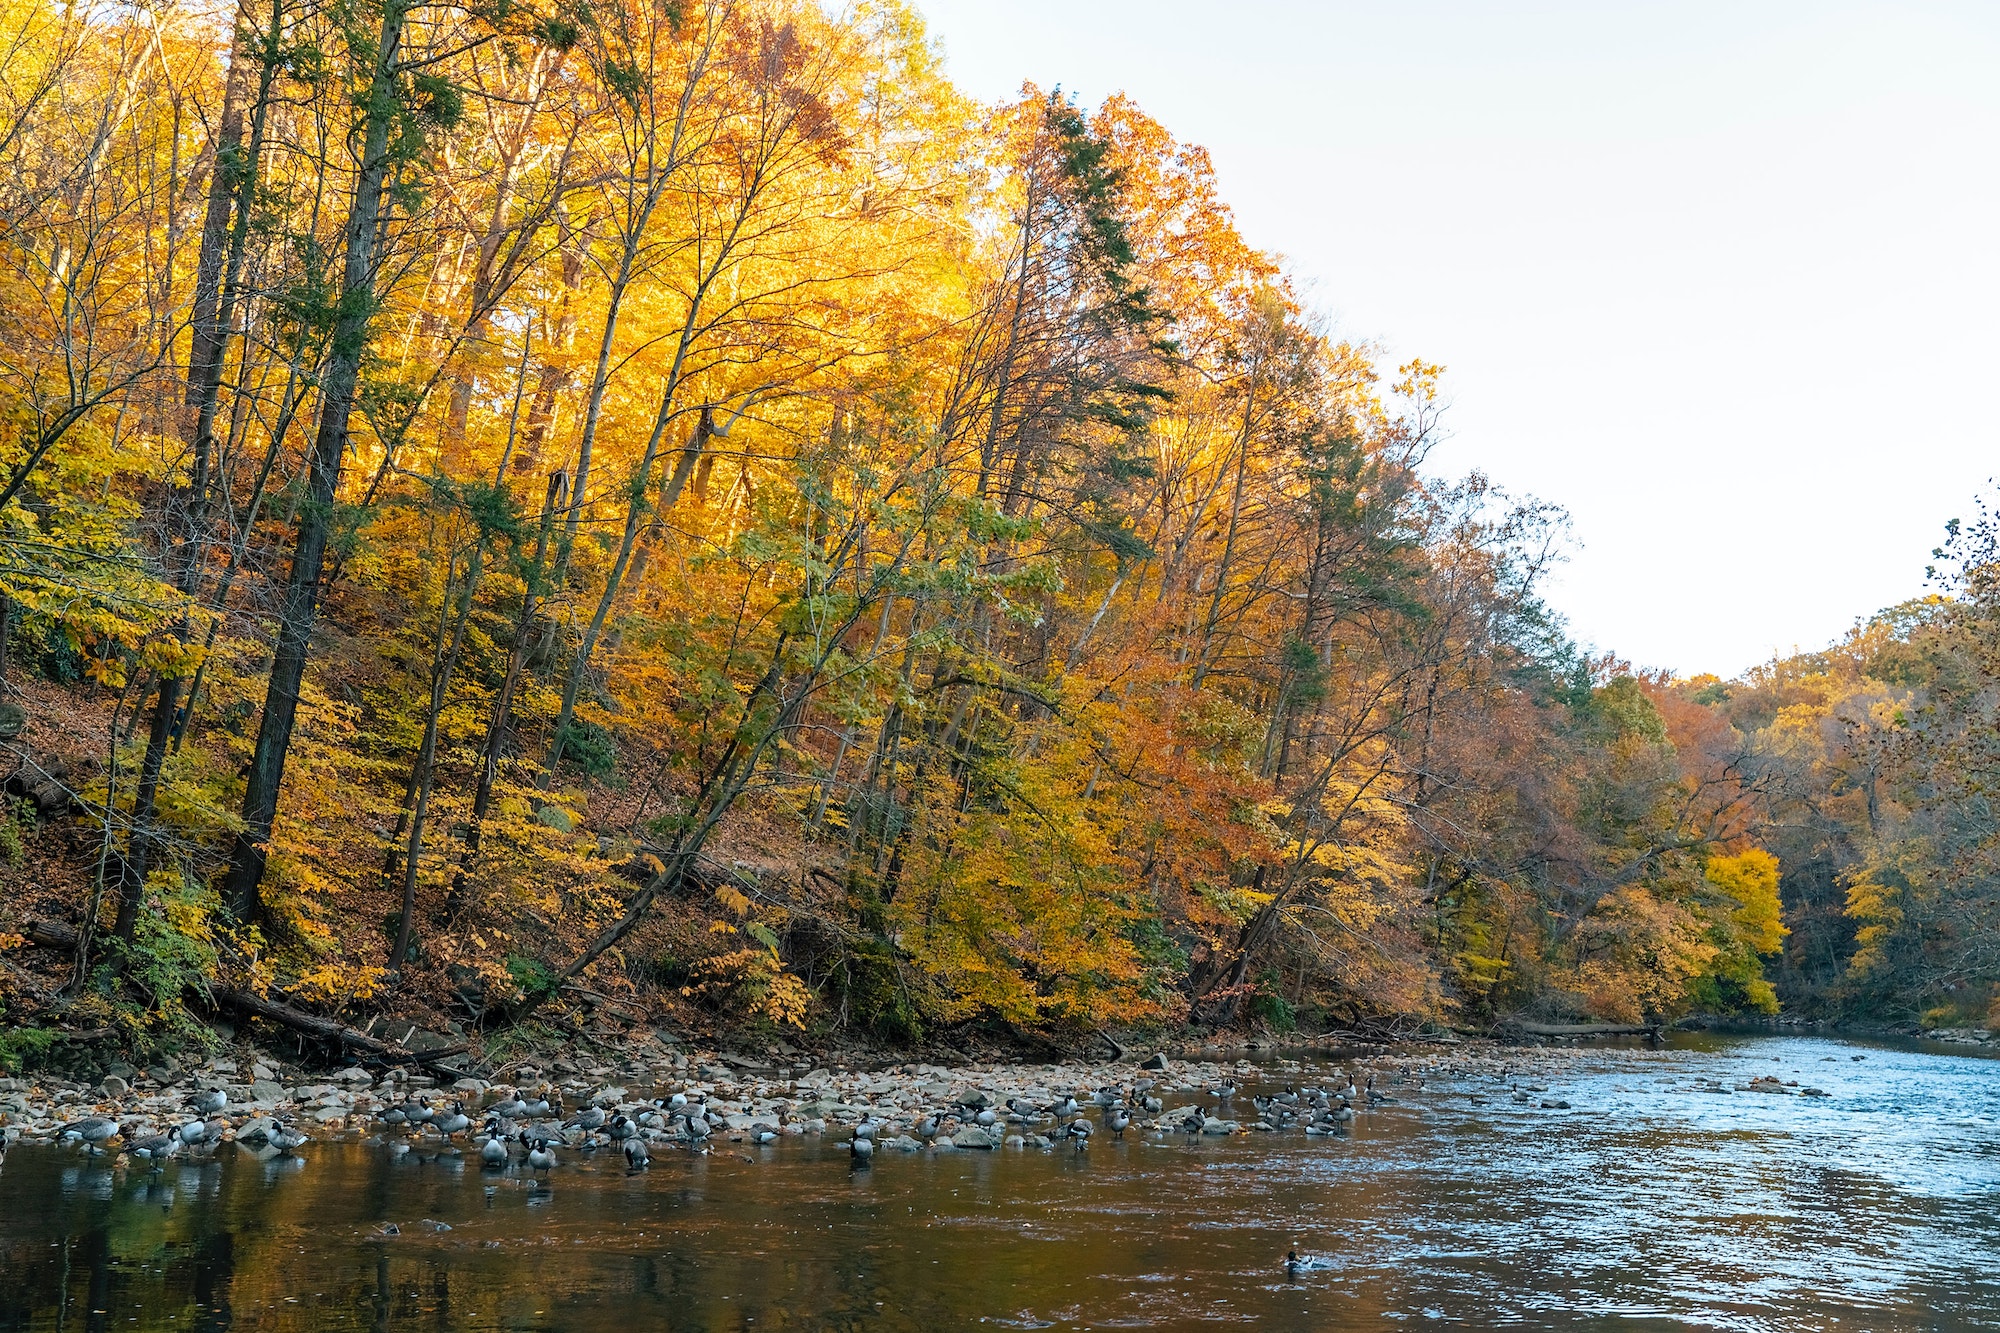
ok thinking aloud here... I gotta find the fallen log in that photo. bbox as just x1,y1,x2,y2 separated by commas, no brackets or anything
20,918,467,1069
1499,1017,1662,1037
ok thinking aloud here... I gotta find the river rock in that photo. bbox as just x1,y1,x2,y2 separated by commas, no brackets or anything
331,1067,372,1085
1200,1117,1235,1135
951,1127,998,1149
955,1089,991,1109
885,1135,924,1152
1141,1053,1169,1071
99,1076,129,1098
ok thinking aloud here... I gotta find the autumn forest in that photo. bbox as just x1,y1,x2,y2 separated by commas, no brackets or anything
1,0,1995,1067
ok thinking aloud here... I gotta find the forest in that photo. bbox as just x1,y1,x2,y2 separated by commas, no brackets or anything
1,0,1995,1069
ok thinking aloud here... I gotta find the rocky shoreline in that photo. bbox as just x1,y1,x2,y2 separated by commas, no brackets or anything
0,1030,1478,1161
6,1018,1985,1166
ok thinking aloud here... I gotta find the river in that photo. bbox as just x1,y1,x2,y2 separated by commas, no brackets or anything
1,1033,1996,1330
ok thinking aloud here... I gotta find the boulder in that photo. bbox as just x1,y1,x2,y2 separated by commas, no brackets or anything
1140,1053,1169,1072
951,1127,998,1149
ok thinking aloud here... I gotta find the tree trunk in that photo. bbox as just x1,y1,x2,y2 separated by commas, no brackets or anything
120,3,276,942
223,0,408,922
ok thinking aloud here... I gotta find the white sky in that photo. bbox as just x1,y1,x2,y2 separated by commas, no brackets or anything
910,0,2000,678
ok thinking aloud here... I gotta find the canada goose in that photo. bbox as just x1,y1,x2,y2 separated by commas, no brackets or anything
914,1114,941,1142
852,1115,878,1141
520,1094,554,1118
268,1121,308,1154
526,1136,557,1174
1210,1081,1237,1100
384,1097,432,1127
178,1118,226,1150
1105,1109,1131,1138
606,1114,635,1142
1142,1094,1163,1113
681,1113,712,1142
190,1089,228,1116
1065,1117,1092,1149
1050,1096,1079,1118
433,1103,472,1140
847,1135,874,1163
1286,1249,1303,1278
747,1124,779,1146
61,1118,118,1155
489,1094,530,1120
667,1091,689,1111
622,1135,650,1170
1093,1087,1120,1108
480,1134,510,1168
566,1104,607,1133
974,1108,998,1128
129,1126,182,1168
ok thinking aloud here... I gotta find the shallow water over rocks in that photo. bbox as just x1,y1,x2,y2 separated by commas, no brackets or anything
2,1033,1996,1330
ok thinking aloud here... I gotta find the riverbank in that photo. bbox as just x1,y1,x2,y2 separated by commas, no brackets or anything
7,1020,1908,1164
0,1025,1498,1159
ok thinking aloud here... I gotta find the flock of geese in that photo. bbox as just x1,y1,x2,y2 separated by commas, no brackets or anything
43,1065,1418,1178
53,1087,307,1168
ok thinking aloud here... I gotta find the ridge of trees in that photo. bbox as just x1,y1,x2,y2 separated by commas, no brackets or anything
0,0,1992,1057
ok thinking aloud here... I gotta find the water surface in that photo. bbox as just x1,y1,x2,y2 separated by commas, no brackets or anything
2,1034,1996,1330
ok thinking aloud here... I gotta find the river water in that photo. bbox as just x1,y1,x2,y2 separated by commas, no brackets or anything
1,1033,1996,1331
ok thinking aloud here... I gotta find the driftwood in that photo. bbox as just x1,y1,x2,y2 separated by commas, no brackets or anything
20,918,468,1068
1499,1017,1662,1038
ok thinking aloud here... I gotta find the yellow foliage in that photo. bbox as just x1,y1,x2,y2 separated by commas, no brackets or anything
1706,848,1787,955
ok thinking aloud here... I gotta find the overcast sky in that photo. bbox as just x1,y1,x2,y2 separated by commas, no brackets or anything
909,0,2000,678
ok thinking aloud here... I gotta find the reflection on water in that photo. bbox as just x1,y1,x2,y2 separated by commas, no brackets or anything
1,1035,1997,1330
